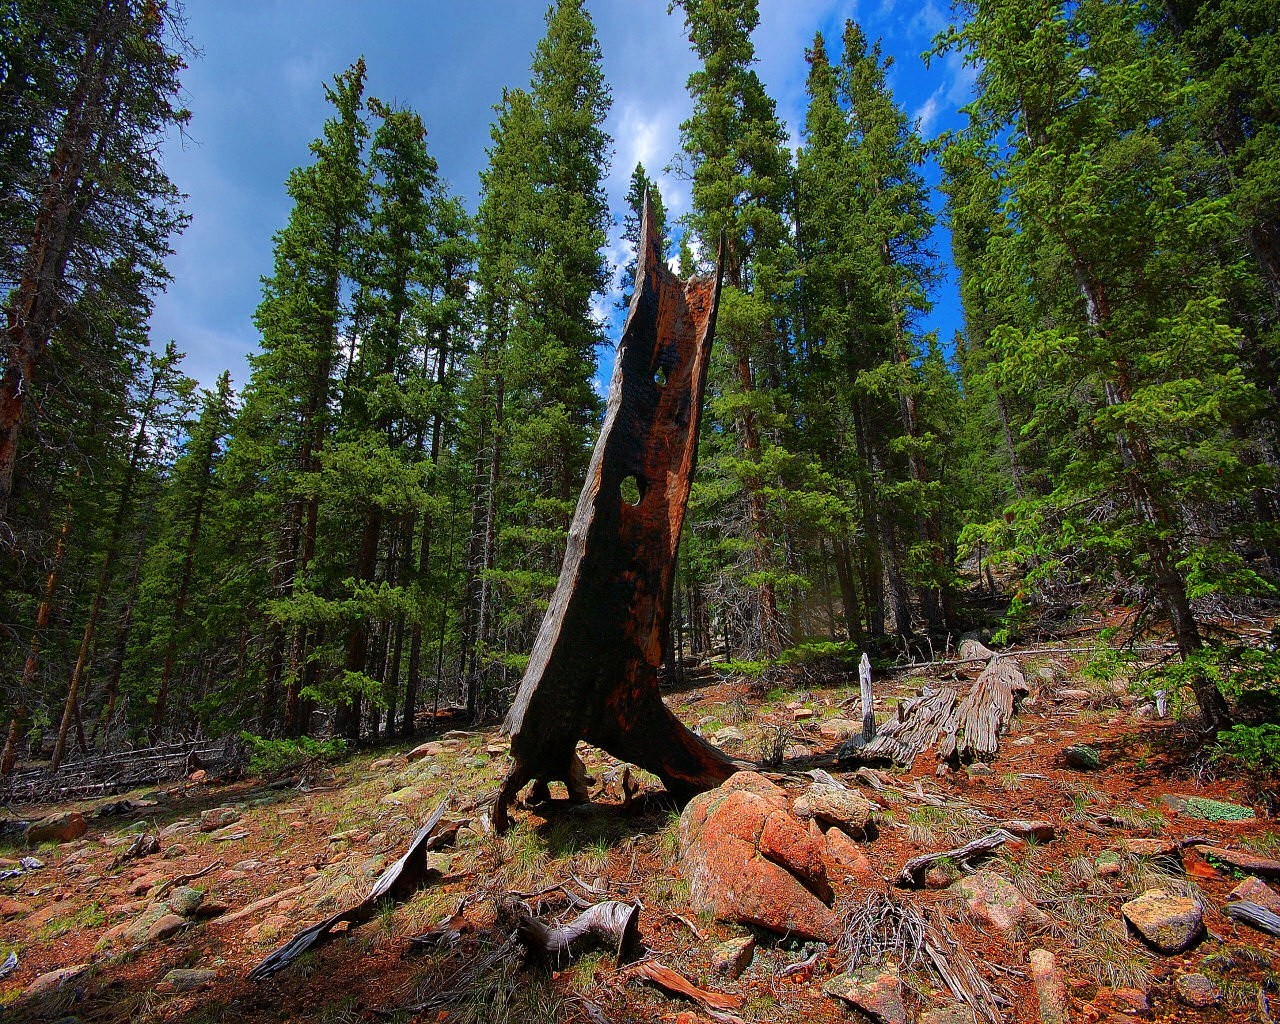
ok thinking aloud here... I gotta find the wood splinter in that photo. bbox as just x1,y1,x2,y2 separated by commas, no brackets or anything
494,196,735,832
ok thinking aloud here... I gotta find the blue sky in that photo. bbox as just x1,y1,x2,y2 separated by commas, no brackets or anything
150,0,975,390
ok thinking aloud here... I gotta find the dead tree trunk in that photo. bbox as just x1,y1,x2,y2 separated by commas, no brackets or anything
495,198,735,830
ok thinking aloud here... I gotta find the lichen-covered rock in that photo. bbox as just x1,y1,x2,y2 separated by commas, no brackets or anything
1230,875,1280,912
1028,949,1069,1024
199,807,240,832
679,771,839,942
823,963,906,1024
1161,794,1254,821
158,968,217,993
792,784,875,837
710,935,756,979
1062,744,1100,770
1174,973,1218,1007
166,886,204,917
1121,889,1203,953
25,811,87,844
953,871,1051,933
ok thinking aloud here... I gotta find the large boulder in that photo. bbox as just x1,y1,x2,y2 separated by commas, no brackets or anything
1121,889,1203,953
679,771,839,942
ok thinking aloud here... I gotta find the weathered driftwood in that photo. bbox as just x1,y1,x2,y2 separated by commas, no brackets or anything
248,800,447,980
514,899,641,965
495,198,734,831
628,960,745,1016
838,655,1027,768
1225,900,1280,938
897,829,1019,887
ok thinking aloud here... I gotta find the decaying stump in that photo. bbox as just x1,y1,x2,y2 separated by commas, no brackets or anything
495,198,735,831
837,654,1028,768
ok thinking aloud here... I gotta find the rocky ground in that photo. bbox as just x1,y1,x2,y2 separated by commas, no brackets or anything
2,644,1278,1024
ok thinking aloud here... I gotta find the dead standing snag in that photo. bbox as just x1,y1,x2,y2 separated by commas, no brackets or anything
495,197,735,831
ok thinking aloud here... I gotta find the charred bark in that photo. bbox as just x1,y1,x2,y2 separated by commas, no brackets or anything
495,198,736,831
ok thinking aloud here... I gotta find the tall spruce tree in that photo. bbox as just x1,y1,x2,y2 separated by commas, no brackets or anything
461,0,611,713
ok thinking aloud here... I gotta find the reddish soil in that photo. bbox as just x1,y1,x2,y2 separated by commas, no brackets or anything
2,645,1277,1024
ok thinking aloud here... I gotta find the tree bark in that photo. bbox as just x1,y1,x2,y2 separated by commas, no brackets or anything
495,200,735,830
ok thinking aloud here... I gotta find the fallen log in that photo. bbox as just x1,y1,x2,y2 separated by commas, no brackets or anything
495,198,734,831
248,800,447,980
1225,901,1280,938
838,655,1027,768
897,829,1019,887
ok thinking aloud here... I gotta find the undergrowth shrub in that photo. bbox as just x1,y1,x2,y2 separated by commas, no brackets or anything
241,733,347,779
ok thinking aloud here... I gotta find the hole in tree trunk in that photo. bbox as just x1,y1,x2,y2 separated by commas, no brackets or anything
620,474,644,507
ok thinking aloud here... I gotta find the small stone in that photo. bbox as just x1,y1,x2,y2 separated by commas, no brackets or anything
1112,987,1149,1014
370,758,396,770
24,811,88,844
1121,889,1203,953
924,862,961,889
163,843,189,859
711,935,756,979
953,871,1051,933
792,784,875,837
146,913,186,942
199,807,241,832
793,708,814,721
1230,875,1280,912
167,886,204,917
158,968,217,993
967,763,992,775
1095,851,1122,878
1063,745,1101,770
1116,838,1179,857
713,726,746,746
382,786,422,805
823,963,906,1024
1174,973,1218,1008
819,718,860,741
24,964,90,998
405,741,451,761
1028,949,1069,1024
208,825,248,842
187,769,207,783
919,1007,973,1024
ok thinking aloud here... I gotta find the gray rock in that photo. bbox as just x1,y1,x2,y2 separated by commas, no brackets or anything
159,968,217,992
167,885,204,917
792,784,875,837
1028,949,1069,1024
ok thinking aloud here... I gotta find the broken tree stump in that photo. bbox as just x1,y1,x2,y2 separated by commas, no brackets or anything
495,197,735,831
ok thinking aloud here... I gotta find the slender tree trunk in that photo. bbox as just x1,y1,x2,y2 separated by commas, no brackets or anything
1,503,72,774
0,5,121,520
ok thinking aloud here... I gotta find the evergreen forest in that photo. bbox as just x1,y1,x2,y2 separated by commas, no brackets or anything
3,0,1279,779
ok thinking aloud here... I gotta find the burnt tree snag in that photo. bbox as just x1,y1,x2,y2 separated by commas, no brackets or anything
495,197,735,831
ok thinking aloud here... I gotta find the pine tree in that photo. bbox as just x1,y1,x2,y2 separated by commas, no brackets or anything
618,162,668,309
461,0,611,712
938,0,1269,727
0,0,189,523
674,0,796,657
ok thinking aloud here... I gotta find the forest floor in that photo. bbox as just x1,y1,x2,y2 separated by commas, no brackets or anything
2,635,1279,1024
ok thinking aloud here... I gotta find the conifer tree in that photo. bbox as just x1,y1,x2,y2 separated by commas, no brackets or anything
462,0,611,711
618,162,668,309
